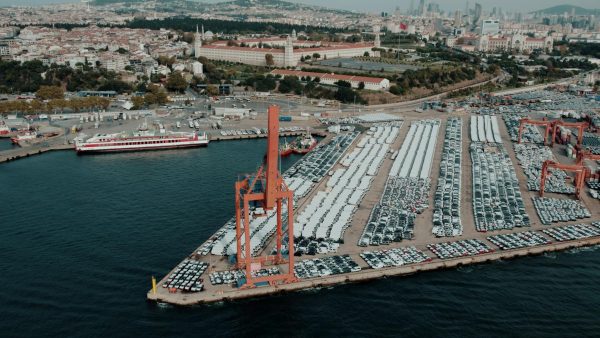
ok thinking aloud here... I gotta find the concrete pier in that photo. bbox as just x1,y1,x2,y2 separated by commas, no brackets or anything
146,234,600,306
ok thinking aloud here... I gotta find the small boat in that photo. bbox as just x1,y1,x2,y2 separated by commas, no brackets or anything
280,139,293,157
291,129,317,155
11,131,37,144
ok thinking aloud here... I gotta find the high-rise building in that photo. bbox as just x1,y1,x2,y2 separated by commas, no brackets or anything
409,0,415,16
454,10,463,27
473,3,482,25
481,19,500,35
418,0,425,16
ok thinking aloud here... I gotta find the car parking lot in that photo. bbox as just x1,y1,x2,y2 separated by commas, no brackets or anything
514,143,575,194
358,177,429,246
210,132,360,257
360,246,431,269
542,223,600,242
433,117,463,237
162,259,208,292
295,124,400,245
470,143,530,231
503,113,545,144
209,267,280,286
487,231,550,250
294,255,361,279
532,197,591,225
427,239,494,259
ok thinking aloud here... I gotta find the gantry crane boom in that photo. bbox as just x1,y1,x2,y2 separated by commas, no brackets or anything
234,105,296,288
518,118,553,145
540,160,586,199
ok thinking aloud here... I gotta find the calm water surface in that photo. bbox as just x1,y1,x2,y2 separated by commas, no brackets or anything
1,139,599,337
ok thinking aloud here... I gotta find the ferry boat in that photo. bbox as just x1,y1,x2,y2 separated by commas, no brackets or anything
0,123,9,135
75,130,209,153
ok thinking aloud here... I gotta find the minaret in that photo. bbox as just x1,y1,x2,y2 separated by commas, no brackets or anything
194,25,202,57
284,34,294,67
291,29,297,41
373,25,381,48
202,25,205,40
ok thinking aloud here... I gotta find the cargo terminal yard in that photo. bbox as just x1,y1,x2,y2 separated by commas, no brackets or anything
1,86,599,305
139,87,600,306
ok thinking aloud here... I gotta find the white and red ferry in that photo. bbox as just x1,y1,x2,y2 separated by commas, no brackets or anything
75,130,209,153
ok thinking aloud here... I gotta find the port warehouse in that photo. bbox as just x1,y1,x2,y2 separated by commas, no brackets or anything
149,99,600,304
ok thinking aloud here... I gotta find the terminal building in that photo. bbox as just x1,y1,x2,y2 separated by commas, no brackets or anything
272,69,390,91
195,29,379,67
446,33,554,53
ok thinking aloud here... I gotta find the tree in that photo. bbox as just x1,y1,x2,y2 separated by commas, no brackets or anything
312,53,321,60
165,72,188,93
389,85,403,95
36,86,64,100
358,82,365,90
278,76,302,94
131,96,145,109
206,85,219,96
335,80,351,88
363,51,370,57
265,53,275,67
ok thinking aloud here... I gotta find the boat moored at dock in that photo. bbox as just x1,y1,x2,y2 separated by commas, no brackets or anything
75,130,209,153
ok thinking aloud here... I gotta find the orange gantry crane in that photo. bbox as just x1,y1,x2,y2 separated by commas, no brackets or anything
234,105,296,288
518,118,553,145
576,150,600,179
552,120,589,147
540,160,587,199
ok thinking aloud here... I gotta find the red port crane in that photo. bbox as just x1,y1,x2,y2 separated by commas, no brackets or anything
234,105,296,288
576,150,600,179
551,120,589,147
540,160,586,199
518,118,553,145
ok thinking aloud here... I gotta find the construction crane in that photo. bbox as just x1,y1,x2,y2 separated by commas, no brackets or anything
551,120,590,147
234,105,296,288
518,118,553,145
540,160,586,199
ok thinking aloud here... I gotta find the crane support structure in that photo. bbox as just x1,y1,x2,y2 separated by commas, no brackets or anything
576,150,600,179
552,120,589,147
540,160,586,199
518,118,553,145
234,105,296,288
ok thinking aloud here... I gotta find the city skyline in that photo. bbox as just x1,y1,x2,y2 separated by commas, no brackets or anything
1,0,599,13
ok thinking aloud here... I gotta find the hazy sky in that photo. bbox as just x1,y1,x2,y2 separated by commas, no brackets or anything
0,0,598,13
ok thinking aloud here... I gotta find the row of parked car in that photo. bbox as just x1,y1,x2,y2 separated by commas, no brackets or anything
294,238,339,256
433,117,463,237
470,143,531,231
162,259,208,292
209,132,359,257
358,177,428,246
532,197,591,225
295,126,395,244
294,255,361,279
542,223,600,242
427,239,494,259
209,267,280,286
514,143,574,194
487,231,550,250
360,247,431,269
503,113,545,143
